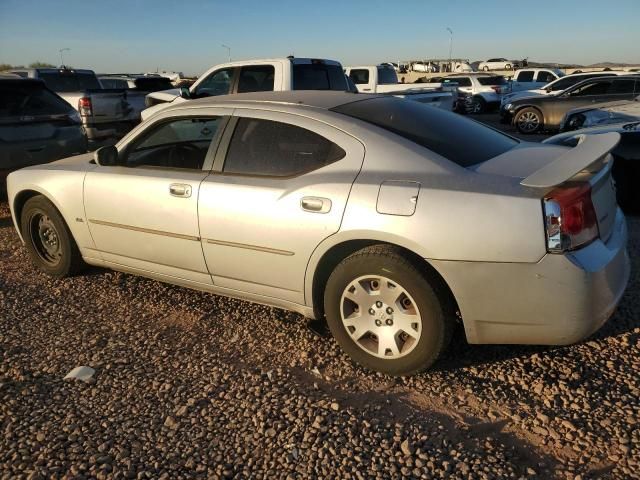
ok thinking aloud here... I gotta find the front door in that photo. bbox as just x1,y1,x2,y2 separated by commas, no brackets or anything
198,110,365,304
84,110,231,284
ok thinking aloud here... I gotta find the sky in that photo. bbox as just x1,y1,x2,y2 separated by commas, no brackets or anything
0,0,638,76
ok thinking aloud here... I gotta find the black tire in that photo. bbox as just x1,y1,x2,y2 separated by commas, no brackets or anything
514,107,544,134
483,66,489,72
324,245,454,376
505,64,512,70
20,195,85,277
469,96,486,114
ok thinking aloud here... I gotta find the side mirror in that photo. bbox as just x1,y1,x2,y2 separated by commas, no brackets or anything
94,145,119,166
180,87,191,99
545,87,553,93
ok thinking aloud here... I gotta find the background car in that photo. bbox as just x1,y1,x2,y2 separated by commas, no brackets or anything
503,75,640,133
478,58,513,71
7,91,628,375
560,95,640,131
98,75,174,121
0,77,87,194
441,73,507,113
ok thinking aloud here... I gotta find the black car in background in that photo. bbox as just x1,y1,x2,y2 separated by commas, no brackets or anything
502,75,640,134
0,76,87,193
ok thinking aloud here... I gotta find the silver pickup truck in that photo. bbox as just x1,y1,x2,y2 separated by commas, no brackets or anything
10,68,134,141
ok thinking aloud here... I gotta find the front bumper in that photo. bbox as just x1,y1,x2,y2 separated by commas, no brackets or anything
430,208,630,345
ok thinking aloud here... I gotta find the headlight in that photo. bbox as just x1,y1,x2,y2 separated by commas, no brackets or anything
504,103,513,111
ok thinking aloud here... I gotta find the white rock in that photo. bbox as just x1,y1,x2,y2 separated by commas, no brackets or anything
64,366,95,382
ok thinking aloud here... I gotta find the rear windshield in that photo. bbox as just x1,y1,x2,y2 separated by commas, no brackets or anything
331,96,518,167
38,71,101,92
377,66,398,85
133,77,174,92
293,64,347,91
477,76,507,86
0,81,73,119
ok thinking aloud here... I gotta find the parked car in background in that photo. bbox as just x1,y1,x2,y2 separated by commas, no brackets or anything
500,71,633,111
7,91,629,375
504,68,565,94
559,95,640,131
409,62,434,73
0,77,86,193
344,65,455,110
502,75,640,133
545,120,640,212
441,73,507,113
10,67,133,141
478,58,514,71
141,57,348,120
98,75,174,121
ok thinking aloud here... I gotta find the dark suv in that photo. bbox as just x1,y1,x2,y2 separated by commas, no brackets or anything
0,77,87,193
503,75,640,134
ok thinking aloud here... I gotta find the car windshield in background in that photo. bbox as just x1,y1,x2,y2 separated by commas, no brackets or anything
331,96,518,167
293,64,347,91
376,67,398,85
38,72,101,92
0,81,74,121
477,76,507,86
133,77,174,92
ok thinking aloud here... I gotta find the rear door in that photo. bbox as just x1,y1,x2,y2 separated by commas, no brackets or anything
348,68,373,92
198,109,364,304
511,70,535,92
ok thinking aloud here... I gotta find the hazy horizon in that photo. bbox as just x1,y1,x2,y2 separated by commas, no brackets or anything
1,0,638,76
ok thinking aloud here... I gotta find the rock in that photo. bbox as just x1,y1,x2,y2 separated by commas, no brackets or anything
164,416,179,429
330,402,339,411
400,439,414,456
63,366,95,382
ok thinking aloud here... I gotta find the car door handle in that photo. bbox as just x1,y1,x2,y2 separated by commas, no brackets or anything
169,183,192,198
301,196,331,213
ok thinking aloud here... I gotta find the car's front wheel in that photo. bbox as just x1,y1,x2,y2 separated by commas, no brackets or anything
514,107,544,134
483,66,490,71
324,245,453,375
20,195,85,277
469,96,486,114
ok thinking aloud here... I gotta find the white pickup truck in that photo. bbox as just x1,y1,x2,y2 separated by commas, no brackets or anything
504,68,564,94
142,57,350,120
345,65,455,110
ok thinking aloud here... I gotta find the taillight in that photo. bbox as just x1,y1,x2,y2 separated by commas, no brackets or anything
543,183,599,253
491,86,502,94
78,97,92,117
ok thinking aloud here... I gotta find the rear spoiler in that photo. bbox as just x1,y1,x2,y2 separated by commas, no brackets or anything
520,132,620,188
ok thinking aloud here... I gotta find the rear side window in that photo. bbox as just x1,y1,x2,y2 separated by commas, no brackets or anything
444,77,471,87
38,72,101,92
331,96,518,168
376,67,397,85
224,118,346,177
293,64,347,91
609,79,636,94
477,76,507,86
349,69,369,85
516,71,534,82
237,65,275,93
0,82,74,118
536,71,556,83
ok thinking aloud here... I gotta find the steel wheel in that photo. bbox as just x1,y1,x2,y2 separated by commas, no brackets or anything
29,212,62,266
516,109,542,133
340,275,422,359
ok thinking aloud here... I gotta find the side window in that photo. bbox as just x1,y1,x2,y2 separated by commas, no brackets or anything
223,118,346,177
125,117,221,170
237,65,275,93
609,79,636,94
349,69,370,85
570,80,612,96
535,71,555,83
516,71,534,82
193,68,234,97
455,77,472,87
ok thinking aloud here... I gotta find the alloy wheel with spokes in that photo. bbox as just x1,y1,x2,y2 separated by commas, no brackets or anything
515,108,543,134
340,275,422,359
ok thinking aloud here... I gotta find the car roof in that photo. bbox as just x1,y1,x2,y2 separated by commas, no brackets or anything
168,90,372,112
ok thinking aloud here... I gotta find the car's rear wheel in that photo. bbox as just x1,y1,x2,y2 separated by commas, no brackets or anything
21,195,85,277
514,107,544,134
470,96,486,114
483,66,489,71
324,245,453,376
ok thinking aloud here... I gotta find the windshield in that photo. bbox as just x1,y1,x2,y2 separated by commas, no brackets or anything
477,76,507,86
38,71,101,92
331,96,518,167
292,64,347,91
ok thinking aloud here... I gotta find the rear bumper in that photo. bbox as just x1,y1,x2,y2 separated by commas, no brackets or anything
430,208,630,345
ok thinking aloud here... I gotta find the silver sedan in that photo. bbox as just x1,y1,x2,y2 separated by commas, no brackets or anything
7,91,630,375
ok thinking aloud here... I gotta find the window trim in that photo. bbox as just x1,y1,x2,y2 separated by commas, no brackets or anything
213,115,347,179
117,115,230,172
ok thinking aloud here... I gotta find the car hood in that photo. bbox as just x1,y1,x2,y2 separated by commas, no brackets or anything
502,89,551,103
472,142,569,180
19,151,96,173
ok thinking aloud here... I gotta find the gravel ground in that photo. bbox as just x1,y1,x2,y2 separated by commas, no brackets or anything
1,119,638,479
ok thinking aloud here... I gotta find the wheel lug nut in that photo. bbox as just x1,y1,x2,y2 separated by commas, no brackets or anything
369,308,375,315
375,319,382,327
376,301,383,308
386,307,393,314
386,319,393,326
